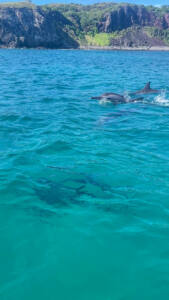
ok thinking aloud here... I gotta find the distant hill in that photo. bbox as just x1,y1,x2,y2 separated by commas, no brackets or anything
0,2,169,48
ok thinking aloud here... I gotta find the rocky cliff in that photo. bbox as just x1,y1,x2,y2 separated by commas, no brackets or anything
0,5,78,48
98,5,169,32
0,3,169,49
110,27,166,48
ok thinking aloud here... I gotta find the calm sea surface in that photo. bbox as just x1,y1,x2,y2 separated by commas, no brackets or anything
0,49,169,300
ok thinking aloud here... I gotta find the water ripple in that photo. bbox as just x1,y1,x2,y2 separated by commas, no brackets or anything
1,50,169,299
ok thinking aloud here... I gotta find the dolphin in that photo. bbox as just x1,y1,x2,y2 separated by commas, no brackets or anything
130,82,160,95
91,92,143,104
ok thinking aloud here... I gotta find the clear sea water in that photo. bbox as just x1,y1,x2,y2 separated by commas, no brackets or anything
0,49,169,300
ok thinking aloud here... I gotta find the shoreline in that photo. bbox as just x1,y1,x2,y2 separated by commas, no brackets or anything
0,46,169,51
79,46,169,51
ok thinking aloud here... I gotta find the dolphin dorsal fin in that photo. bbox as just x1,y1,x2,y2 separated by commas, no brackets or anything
144,82,151,91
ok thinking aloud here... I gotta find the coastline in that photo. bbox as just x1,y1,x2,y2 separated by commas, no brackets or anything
79,46,169,51
0,46,169,51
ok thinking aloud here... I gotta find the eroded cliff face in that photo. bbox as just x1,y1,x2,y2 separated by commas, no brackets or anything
0,3,169,49
110,28,166,48
98,5,169,33
0,6,79,48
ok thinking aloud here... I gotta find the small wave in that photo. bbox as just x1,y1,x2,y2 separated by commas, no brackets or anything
37,140,72,154
153,91,169,107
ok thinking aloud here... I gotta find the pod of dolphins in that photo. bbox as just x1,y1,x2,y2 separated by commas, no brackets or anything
91,82,161,104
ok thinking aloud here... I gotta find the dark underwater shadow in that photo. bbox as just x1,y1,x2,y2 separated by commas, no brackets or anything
33,170,135,217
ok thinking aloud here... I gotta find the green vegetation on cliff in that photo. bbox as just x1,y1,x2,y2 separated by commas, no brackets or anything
47,3,169,47
0,2,35,8
0,2,169,48
145,27,169,45
83,32,122,47
43,3,133,35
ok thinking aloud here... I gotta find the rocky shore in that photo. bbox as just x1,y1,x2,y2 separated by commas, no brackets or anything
79,46,169,51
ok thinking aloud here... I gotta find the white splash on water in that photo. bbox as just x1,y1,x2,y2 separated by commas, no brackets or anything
154,90,169,107
99,98,112,105
123,91,131,102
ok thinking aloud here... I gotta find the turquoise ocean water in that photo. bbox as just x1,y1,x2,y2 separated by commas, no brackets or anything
0,49,169,300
